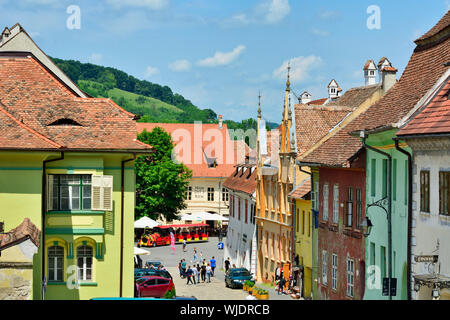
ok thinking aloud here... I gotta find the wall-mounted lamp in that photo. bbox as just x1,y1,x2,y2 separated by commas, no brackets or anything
361,217,373,237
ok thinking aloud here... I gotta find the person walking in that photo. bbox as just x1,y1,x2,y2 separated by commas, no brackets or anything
182,239,187,252
206,263,212,283
193,247,198,263
224,257,231,273
196,264,201,283
210,256,216,277
181,259,187,278
178,260,183,277
278,271,286,295
186,266,194,285
201,261,207,282
191,265,198,285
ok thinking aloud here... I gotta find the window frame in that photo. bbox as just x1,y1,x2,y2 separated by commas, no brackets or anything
48,245,64,282
332,254,338,291
49,174,92,211
346,259,354,298
420,171,430,213
77,245,93,282
346,187,354,228
322,250,328,286
323,183,329,221
207,187,215,202
439,171,450,216
333,184,339,224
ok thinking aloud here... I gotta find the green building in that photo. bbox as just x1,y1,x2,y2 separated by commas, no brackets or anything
0,51,152,300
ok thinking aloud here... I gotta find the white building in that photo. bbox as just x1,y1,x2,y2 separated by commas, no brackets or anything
223,162,257,274
397,71,450,300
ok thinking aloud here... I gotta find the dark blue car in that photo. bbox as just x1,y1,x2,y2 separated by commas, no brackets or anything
225,268,254,289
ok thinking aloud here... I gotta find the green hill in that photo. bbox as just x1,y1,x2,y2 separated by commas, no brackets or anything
52,57,279,130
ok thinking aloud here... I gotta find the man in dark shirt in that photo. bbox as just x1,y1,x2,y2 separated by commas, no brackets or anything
224,257,231,273
186,266,194,285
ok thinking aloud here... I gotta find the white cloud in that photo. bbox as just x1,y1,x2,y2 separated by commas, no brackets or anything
88,53,103,65
318,10,341,20
311,28,330,37
222,0,290,27
105,0,169,10
144,66,160,78
168,59,192,72
273,56,323,83
197,45,246,68
264,0,291,24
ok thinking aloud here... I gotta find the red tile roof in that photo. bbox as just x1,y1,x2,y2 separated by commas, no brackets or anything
137,123,237,178
223,164,257,195
415,10,450,43
294,104,352,156
301,11,450,167
0,53,151,152
288,178,311,200
0,218,40,250
308,98,328,106
398,77,450,136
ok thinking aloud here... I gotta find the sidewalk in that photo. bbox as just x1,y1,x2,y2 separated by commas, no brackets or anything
254,282,294,301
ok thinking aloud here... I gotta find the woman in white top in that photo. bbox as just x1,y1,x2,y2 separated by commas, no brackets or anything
206,264,212,283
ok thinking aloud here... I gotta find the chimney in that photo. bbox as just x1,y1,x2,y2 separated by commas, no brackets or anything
378,57,392,84
381,66,397,93
218,115,223,129
364,60,377,86
328,79,341,100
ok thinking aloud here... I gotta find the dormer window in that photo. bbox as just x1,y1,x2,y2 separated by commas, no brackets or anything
331,88,336,94
48,118,82,126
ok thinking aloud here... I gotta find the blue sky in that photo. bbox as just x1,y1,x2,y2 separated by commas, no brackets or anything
0,0,448,123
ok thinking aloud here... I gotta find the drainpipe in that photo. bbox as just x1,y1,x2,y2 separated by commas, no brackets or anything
361,133,393,300
42,152,65,300
394,138,412,300
120,154,136,297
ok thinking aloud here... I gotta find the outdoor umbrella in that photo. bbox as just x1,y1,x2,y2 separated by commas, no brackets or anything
134,216,160,229
134,247,150,255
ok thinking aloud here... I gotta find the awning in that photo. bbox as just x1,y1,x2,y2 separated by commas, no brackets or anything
134,247,150,255
156,223,209,229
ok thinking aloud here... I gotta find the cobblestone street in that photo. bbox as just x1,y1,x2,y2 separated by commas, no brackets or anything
138,237,293,301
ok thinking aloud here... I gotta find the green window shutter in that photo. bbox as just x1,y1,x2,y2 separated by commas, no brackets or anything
393,159,397,201
382,159,387,198
371,159,376,197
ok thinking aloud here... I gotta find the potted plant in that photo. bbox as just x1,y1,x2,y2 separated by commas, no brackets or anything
258,289,269,300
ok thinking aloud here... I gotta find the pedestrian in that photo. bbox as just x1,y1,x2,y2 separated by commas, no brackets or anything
178,260,183,277
206,263,212,283
182,238,187,252
192,266,198,284
196,264,201,283
278,271,285,295
210,256,216,276
181,259,187,278
186,266,194,285
201,261,207,282
193,247,198,263
224,257,231,273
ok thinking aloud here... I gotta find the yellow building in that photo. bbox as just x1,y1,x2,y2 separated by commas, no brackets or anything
255,66,307,283
288,178,313,298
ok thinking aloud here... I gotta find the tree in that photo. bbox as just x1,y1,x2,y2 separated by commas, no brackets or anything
135,127,192,222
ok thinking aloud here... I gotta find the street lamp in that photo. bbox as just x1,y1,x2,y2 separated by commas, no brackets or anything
361,217,373,237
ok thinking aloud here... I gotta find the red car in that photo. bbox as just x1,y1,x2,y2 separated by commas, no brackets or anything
135,276,176,298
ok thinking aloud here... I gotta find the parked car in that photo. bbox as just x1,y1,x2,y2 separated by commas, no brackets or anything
135,276,176,298
145,261,162,268
134,268,172,280
225,268,254,289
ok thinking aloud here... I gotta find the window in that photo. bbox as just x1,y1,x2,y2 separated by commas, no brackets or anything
272,233,275,257
186,186,192,201
346,187,353,227
371,159,376,197
347,259,354,298
245,199,248,224
238,198,241,221
308,211,311,237
356,189,362,229
222,188,229,202
207,187,215,202
333,185,339,224
312,181,319,210
332,254,338,291
323,184,329,221
296,208,300,233
322,251,328,286
420,171,430,213
48,246,64,282
77,245,93,281
230,196,234,217
380,246,386,280
302,210,305,235
439,172,450,215
49,175,91,211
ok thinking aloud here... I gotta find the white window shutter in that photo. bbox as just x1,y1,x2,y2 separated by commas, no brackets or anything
91,175,113,211
102,175,113,211
47,175,54,211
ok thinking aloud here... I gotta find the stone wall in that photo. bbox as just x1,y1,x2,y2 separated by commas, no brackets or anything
0,265,33,300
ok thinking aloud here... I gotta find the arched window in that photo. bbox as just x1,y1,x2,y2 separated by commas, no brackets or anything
48,246,64,282
77,245,93,281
